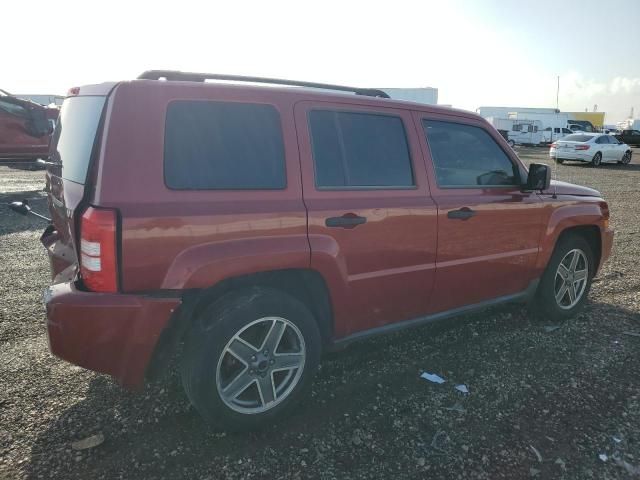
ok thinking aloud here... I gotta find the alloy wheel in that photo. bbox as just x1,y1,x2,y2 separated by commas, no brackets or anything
216,316,306,414
623,152,632,165
554,249,589,310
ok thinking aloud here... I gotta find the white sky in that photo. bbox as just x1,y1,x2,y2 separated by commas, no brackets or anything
3,0,638,123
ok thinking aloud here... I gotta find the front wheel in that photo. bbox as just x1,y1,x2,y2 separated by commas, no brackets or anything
508,140,516,148
619,151,632,165
554,157,565,164
534,234,594,321
181,287,321,431
591,152,602,167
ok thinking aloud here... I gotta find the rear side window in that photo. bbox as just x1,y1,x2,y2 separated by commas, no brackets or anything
52,96,106,184
308,110,414,188
563,134,592,142
164,101,286,190
424,120,519,188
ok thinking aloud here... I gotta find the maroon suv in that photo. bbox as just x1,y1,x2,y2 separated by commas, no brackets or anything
41,71,613,430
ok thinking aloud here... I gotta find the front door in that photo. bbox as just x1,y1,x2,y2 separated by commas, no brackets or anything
414,113,545,313
295,101,438,338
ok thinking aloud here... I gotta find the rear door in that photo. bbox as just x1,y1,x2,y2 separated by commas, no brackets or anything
295,101,437,337
42,94,107,283
415,112,544,313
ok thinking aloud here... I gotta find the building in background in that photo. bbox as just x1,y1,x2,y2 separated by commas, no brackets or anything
478,106,606,131
381,87,438,105
15,94,64,107
566,112,605,130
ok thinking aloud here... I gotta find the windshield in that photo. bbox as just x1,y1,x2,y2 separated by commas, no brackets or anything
50,96,106,184
562,134,592,142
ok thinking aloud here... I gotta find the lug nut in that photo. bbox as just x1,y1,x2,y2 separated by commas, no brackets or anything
263,349,268,355
250,355,256,361
270,359,275,365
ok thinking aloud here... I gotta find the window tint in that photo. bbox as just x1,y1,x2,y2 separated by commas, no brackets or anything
164,101,286,190
595,136,609,144
423,120,519,187
308,110,414,188
512,124,522,131
563,134,592,142
562,128,572,134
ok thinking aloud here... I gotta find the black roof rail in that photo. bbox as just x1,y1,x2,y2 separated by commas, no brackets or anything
137,70,390,99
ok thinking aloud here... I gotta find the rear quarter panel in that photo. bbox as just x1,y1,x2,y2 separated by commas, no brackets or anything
95,82,309,292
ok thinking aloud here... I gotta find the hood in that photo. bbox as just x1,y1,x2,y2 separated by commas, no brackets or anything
541,180,601,197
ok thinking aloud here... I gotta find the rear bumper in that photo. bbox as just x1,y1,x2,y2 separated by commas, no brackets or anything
45,282,181,389
549,150,592,162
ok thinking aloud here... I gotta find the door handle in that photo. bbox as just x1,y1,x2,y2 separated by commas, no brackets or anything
325,213,367,228
447,207,476,220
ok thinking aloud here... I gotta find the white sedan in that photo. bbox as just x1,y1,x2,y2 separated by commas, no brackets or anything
549,133,632,166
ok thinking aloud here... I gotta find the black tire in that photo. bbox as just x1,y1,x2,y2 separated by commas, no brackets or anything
554,157,564,164
508,140,516,148
181,287,321,431
619,151,632,165
534,233,595,322
591,152,602,167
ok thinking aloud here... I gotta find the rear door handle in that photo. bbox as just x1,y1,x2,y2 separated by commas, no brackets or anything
447,207,476,220
325,214,367,228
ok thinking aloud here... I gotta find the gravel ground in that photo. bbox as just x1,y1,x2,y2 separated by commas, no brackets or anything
1,149,639,479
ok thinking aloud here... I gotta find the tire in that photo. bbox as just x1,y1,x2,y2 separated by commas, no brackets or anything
591,152,602,167
508,140,516,148
534,234,594,322
181,287,321,431
619,151,632,165
554,157,564,165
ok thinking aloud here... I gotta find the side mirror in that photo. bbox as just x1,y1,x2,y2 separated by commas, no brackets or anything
9,200,32,216
525,163,551,191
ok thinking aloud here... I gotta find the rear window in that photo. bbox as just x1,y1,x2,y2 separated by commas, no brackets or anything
308,110,414,188
164,101,286,190
52,96,106,184
563,134,592,142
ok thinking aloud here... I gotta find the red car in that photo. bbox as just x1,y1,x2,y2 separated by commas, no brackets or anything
40,71,613,430
0,89,57,162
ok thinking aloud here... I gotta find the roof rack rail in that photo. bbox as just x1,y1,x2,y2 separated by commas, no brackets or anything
137,70,390,99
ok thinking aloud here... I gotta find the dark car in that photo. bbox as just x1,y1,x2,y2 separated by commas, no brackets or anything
0,89,56,162
40,71,613,430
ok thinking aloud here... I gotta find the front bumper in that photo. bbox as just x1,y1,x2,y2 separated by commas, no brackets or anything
45,282,181,389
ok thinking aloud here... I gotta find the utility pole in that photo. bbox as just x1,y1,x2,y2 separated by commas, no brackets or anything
556,76,560,111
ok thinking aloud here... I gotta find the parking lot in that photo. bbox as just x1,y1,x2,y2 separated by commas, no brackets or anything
1,147,639,479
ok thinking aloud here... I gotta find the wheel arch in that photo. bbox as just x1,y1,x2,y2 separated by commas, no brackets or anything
146,268,334,380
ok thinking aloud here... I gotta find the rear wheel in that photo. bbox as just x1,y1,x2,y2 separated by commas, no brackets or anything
554,157,564,164
508,140,516,148
181,287,321,431
591,152,602,167
534,234,594,321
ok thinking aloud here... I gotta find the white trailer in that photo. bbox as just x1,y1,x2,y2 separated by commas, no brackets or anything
486,117,543,146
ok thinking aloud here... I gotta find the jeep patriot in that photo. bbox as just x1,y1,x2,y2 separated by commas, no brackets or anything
41,71,613,430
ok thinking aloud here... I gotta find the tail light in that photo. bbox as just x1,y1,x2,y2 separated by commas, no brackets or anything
80,206,118,292
575,144,590,150
550,143,557,148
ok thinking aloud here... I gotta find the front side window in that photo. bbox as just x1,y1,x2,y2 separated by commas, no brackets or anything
308,110,414,188
512,124,522,131
423,120,519,188
164,101,286,190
